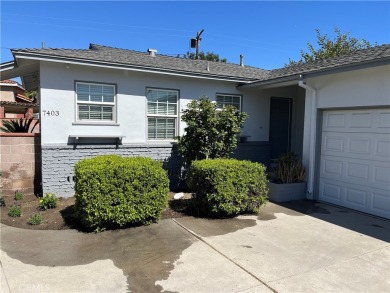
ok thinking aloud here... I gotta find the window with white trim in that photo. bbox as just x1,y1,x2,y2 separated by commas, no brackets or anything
147,88,178,140
216,94,241,111
76,82,116,121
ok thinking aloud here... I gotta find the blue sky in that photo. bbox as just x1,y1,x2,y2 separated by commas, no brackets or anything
1,1,389,69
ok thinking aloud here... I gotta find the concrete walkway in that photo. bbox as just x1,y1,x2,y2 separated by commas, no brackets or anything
1,201,389,292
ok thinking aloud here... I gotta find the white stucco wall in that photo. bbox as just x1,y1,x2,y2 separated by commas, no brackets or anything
301,64,390,198
39,61,271,145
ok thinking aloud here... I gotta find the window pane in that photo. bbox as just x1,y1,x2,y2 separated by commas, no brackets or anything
148,117,176,139
156,91,168,102
147,89,178,139
102,113,113,120
148,103,157,114
103,86,114,95
168,92,177,103
90,94,102,103
77,93,89,102
76,83,115,121
216,95,241,111
167,104,177,115
148,118,156,139
79,111,89,120
147,90,158,102
102,106,113,120
77,84,89,94
103,95,114,103
90,85,102,95
157,103,167,115
102,86,115,103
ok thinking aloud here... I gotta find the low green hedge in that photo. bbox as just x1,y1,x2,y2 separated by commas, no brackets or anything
187,159,268,216
74,155,169,229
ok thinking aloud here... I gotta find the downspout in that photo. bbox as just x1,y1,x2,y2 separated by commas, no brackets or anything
298,77,317,198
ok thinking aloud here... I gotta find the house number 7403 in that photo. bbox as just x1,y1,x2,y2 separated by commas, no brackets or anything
43,110,60,116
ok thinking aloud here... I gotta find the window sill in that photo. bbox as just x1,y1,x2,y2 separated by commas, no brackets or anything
147,139,177,143
72,122,120,126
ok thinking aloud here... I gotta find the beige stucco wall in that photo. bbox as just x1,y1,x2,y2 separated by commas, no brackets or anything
0,89,15,102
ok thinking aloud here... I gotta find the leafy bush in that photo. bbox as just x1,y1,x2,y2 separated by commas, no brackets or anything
28,213,42,225
271,152,306,183
187,159,268,216
0,197,5,207
178,97,248,164
74,155,169,230
39,193,58,210
14,191,24,200
8,204,21,217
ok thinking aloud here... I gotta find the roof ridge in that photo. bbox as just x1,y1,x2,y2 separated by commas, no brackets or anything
89,43,268,70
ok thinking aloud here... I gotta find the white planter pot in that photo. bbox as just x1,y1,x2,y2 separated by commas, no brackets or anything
267,181,307,203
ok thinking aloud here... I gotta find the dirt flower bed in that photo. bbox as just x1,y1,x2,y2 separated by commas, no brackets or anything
0,192,191,230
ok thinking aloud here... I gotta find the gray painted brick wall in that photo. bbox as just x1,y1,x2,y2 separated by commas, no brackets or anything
42,143,182,197
42,142,271,198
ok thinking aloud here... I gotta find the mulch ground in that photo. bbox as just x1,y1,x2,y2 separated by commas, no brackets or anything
0,192,192,231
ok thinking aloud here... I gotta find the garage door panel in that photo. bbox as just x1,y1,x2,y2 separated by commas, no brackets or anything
322,133,390,162
375,138,390,157
378,112,390,128
322,135,345,153
320,109,390,219
321,156,389,189
320,179,390,219
324,112,346,129
346,187,367,208
323,109,390,134
323,158,343,176
374,165,390,185
349,137,370,154
320,181,342,202
346,162,369,181
372,192,390,215
350,112,373,128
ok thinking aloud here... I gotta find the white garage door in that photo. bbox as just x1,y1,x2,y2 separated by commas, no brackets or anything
319,109,390,219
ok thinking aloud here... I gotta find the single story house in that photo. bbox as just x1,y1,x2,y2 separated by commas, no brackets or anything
1,43,389,219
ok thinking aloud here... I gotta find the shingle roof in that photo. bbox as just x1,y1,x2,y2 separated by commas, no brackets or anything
12,44,270,82
0,101,38,107
9,43,390,85
15,93,33,103
260,44,390,82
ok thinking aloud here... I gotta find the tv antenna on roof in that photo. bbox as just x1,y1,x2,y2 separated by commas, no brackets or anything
190,29,204,59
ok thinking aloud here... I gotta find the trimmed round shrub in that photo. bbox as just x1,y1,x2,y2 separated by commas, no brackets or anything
74,155,169,229
188,159,268,216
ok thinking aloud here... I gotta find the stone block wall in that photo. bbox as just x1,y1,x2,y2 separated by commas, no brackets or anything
0,134,41,196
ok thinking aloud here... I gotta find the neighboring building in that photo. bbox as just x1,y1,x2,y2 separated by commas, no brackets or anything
1,43,389,219
0,79,38,119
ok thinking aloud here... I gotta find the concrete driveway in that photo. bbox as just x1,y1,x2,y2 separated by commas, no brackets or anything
1,200,389,293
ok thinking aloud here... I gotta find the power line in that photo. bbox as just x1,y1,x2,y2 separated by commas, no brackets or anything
3,13,193,34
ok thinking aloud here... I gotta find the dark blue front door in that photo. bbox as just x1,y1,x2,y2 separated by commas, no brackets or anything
269,97,292,159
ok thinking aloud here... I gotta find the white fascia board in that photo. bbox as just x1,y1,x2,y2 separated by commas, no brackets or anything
14,54,252,84
0,62,16,71
0,83,18,87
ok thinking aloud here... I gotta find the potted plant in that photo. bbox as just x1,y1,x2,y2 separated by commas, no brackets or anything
267,152,307,202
